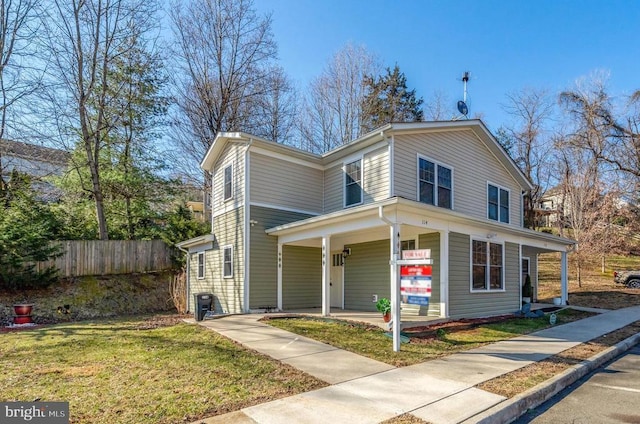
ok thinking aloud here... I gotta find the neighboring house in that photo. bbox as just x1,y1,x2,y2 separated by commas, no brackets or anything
178,120,575,319
0,139,70,199
534,186,564,228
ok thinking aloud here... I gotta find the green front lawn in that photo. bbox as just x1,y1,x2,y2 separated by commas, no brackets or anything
0,316,324,423
264,309,591,367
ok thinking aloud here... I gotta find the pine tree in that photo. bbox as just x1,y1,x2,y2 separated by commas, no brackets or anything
361,65,424,133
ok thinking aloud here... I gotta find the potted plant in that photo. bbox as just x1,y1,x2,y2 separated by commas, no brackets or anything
376,298,391,322
522,274,532,304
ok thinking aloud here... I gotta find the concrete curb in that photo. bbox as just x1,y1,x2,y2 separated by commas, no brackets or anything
466,332,640,424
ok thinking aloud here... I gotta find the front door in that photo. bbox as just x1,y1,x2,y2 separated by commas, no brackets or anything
330,253,344,308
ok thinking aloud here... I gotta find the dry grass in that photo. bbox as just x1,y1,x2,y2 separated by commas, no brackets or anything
477,320,640,398
537,253,640,309
380,414,431,423
0,314,326,424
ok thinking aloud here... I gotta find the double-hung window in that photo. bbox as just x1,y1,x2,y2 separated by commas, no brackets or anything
223,164,233,201
418,157,452,209
223,246,233,278
197,252,205,279
488,184,509,223
344,159,362,207
472,240,504,291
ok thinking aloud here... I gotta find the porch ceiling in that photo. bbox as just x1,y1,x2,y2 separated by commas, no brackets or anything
284,225,439,249
267,197,576,252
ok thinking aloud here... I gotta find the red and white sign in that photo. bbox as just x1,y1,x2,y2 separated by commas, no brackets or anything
402,249,431,260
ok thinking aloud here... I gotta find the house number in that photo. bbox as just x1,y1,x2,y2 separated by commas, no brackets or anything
422,219,428,226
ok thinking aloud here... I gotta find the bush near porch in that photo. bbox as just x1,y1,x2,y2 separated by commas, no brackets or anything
537,253,640,309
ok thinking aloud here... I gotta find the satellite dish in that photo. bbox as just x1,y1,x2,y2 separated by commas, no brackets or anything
457,100,468,116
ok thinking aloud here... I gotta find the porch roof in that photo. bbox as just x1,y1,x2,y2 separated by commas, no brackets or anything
266,197,576,252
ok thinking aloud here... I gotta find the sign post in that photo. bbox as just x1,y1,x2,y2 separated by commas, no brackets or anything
391,249,432,352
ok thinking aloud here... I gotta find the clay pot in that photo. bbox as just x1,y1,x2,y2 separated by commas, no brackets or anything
13,304,34,316
383,312,391,323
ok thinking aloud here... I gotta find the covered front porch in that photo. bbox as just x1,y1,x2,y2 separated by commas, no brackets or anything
266,197,575,324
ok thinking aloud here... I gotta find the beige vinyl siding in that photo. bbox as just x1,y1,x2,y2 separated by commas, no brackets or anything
199,207,244,314
394,131,522,226
344,240,390,311
448,232,520,318
212,142,245,211
363,147,390,203
323,164,343,213
250,152,323,213
417,232,441,316
249,206,314,309
282,246,321,308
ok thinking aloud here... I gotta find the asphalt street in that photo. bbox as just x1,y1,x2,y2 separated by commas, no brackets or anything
514,344,640,424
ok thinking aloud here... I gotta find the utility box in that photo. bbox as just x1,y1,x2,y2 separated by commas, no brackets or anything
194,293,213,321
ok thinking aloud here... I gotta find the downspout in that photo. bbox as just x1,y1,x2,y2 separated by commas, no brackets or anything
243,139,253,313
177,245,190,314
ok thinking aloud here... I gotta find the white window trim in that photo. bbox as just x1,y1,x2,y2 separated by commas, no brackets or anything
487,182,510,224
401,238,418,252
470,239,505,293
416,154,454,210
222,245,233,278
343,157,363,208
223,163,233,202
197,252,205,279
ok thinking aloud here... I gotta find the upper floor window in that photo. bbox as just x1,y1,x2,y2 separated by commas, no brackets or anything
418,157,452,209
472,240,504,291
223,245,233,278
197,252,205,279
488,184,509,223
223,164,233,201
344,159,362,207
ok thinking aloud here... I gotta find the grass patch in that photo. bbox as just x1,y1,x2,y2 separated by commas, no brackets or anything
264,309,591,367
477,320,640,398
0,315,325,423
537,253,640,310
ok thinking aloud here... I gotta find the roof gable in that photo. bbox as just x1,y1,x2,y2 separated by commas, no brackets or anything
198,121,533,191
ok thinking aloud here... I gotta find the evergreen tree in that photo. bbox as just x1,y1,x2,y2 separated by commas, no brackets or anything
0,171,61,290
361,65,424,133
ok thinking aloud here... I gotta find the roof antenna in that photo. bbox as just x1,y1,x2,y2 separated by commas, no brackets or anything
454,71,470,120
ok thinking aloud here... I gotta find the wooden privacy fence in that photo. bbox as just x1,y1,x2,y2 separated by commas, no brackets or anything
36,240,176,277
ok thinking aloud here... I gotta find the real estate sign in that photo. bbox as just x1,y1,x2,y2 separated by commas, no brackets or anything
399,250,432,306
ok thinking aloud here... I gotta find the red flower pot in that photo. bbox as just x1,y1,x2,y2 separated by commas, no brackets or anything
13,315,34,325
383,312,391,323
13,304,34,316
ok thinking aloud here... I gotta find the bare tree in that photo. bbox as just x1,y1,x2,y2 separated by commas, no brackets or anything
298,43,379,153
500,88,556,229
169,0,279,200
42,0,160,239
423,89,451,121
251,65,298,145
0,0,41,194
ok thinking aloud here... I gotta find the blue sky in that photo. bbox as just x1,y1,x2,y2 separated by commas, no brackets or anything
254,0,640,131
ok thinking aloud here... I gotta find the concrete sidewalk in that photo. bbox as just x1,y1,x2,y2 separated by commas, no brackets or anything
191,305,640,424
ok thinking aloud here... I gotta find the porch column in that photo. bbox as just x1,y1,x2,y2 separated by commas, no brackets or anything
439,230,449,318
277,243,283,311
322,236,331,316
561,251,568,305
390,223,401,352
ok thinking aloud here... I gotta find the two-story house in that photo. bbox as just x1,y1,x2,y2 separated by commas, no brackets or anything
178,120,575,320
0,140,70,199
